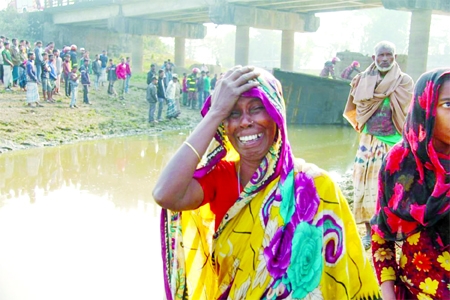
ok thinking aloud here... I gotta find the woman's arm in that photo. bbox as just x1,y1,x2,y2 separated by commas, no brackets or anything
152,66,260,211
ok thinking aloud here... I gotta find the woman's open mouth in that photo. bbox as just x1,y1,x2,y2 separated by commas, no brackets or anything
239,133,263,144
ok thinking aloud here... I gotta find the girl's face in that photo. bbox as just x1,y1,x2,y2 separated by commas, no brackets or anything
432,79,450,155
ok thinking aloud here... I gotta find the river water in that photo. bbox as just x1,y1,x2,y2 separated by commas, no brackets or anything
0,125,357,300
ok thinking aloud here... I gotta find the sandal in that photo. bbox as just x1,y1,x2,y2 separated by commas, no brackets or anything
362,234,371,250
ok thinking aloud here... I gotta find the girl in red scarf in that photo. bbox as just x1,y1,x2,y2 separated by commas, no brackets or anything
371,68,450,299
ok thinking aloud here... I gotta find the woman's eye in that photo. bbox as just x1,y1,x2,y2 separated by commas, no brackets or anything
442,101,450,108
228,111,240,119
250,106,264,113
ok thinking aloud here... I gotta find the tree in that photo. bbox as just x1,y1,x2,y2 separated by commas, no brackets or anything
0,7,35,41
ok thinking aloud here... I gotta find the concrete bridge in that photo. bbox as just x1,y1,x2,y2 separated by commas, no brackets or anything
40,0,449,79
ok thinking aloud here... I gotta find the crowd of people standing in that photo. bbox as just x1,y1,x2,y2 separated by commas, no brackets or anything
0,36,132,108
1,34,220,124
145,61,219,124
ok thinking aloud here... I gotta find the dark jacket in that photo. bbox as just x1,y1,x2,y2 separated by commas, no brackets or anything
157,77,166,99
107,64,117,81
80,65,90,85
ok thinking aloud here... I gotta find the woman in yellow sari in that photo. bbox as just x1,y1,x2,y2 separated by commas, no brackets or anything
153,66,380,299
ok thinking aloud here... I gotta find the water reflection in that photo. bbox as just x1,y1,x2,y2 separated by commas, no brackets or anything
0,132,192,209
288,124,358,180
0,125,356,300
0,131,192,300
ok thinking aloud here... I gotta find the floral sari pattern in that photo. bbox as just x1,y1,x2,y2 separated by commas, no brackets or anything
371,69,450,298
161,69,380,299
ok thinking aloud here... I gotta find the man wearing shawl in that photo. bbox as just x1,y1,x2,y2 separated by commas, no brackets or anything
155,66,380,299
343,41,413,249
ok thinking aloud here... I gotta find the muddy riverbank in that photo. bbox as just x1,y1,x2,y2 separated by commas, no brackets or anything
0,83,202,153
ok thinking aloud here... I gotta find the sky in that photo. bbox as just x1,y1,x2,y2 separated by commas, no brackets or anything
0,0,40,11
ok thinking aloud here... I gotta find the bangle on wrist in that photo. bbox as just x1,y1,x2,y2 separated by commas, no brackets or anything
183,141,201,162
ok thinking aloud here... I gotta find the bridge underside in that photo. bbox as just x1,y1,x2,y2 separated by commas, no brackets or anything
41,0,449,77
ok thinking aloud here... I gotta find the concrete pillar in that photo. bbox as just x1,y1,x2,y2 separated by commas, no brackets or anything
407,9,432,81
235,25,250,66
174,37,186,69
281,30,295,71
131,35,143,73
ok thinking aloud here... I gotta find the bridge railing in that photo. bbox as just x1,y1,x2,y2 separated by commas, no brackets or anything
43,0,105,9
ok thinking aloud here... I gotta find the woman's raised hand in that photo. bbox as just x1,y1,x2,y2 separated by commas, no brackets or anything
210,66,260,119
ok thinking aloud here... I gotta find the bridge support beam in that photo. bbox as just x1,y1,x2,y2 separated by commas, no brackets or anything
175,37,186,69
209,3,319,32
235,25,250,66
407,9,432,81
281,30,295,71
107,17,206,39
131,35,143,74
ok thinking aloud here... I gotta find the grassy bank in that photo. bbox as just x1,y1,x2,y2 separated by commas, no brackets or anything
0,77,202,153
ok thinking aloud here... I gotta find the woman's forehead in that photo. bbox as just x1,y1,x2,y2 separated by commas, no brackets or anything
235,96,262,106
237,96,261,102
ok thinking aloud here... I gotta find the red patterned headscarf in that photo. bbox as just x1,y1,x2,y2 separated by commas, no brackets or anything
371,69,450,246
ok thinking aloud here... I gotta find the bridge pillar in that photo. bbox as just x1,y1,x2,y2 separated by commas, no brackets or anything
131,35,143,74
281,30,295,71
407,9,432,81
175,37,186,69
235,25,250,66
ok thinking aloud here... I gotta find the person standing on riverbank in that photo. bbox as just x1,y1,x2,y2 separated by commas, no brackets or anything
40,53,53,103
146,76,158,123
62,54,71,97
53,49,62,95
69,66,80,108
165,73,181,119
25,52,43,107
2,41,14,91
146,63,156,85
196,70,205,109
156,69,166,122
116,58,127,100
187,68,198,109
33,41,43,82
80,59,91,105
99,50,108,87
343,41,413,250
124,57,132,94
106,59,117,97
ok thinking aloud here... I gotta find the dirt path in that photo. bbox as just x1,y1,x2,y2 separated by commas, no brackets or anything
0,83,202,153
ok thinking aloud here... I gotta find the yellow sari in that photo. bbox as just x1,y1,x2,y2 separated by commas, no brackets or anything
161,69,380,299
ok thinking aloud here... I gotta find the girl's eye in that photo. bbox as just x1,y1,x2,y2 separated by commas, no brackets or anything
442,101,450,108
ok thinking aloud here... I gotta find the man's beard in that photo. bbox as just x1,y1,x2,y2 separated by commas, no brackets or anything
375,60,395,72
